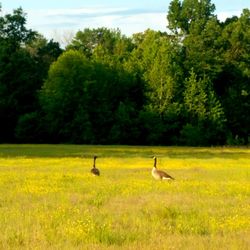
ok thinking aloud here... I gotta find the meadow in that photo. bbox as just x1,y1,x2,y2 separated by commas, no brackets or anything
0,144,249,250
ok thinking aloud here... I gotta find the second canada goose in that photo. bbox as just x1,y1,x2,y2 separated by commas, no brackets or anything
90,156,100,176
151,156,174,180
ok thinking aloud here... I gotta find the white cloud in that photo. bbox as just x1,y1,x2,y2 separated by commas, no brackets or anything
216,10,242,21
25,6,244,45
116,13,166,35
23,7,166,43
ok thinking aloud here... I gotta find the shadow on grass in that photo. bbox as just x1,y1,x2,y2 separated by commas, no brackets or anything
0,144,249,160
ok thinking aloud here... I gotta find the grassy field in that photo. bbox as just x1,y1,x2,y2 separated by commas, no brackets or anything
0,144,249,250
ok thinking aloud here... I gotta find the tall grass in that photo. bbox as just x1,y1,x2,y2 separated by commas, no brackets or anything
0,145,249,249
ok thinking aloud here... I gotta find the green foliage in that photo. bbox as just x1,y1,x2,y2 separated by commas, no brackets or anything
184,18,223,79
40,50,94,143
0,6,37,48
40,50,143,144
146,37,179,115
0,1,249,145
167,0,216,35
184,70,207,121
15,112,44,143
180,123,204,146
182,70,226,145
222,9,250,75
217,10,250,144
0,5,62,143
67,27,133,64
126,30,183,115
109,102,140,144
0,47,40,141
138,110,165,144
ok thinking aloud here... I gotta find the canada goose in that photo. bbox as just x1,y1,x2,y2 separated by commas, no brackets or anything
152,156,174,180
90,156,100,176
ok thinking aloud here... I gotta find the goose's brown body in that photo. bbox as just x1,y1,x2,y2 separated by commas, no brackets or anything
91,156,100,176
152,157,174,180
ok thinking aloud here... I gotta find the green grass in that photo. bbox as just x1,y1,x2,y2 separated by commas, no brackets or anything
0,144,249,249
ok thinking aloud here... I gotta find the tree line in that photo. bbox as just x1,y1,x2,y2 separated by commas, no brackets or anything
0,0,249,145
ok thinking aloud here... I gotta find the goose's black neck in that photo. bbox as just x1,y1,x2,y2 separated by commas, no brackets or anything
93,156,97,168
154,157,157,168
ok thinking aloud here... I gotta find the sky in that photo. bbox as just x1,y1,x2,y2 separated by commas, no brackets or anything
1,0,250,44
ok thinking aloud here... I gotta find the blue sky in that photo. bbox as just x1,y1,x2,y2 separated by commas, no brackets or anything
1,0,250,43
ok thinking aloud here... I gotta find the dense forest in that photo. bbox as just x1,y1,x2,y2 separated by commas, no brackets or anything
0,0,249,145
